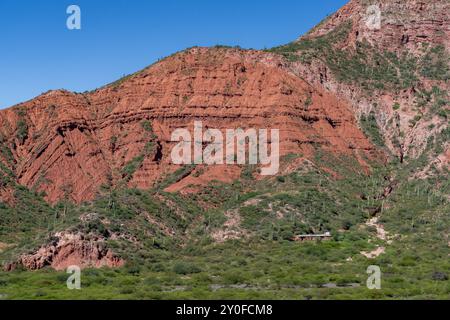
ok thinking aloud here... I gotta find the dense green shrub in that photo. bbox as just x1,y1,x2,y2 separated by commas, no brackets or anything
173,262,201,275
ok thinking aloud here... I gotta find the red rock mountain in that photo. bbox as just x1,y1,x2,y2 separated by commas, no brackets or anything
4,0,447,206
1,0,448,274
0,48,378,204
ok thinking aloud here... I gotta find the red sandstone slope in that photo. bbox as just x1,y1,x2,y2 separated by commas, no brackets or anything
0,47,379,204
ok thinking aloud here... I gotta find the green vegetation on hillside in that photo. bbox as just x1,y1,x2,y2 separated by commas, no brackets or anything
14,108,29,145
0,145,448,299
268,22,449,94
120,120,158,183
360,112,385,148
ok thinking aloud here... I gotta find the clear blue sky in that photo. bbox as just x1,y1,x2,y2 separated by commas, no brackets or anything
0,0,347,109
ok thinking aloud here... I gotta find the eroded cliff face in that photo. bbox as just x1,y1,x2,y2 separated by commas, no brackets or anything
0,47,378,205
285,0,449,166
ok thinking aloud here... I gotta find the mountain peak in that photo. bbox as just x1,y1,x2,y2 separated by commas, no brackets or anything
305,0,449,54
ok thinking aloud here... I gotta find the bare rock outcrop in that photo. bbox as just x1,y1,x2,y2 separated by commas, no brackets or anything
5,231,124,271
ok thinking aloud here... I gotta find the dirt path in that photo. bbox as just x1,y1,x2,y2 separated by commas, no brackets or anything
0,242,11,253
366,217,387,241
360,217,389,259
361,246,385,259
